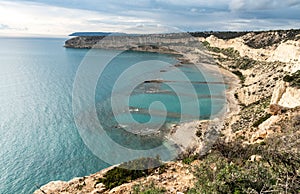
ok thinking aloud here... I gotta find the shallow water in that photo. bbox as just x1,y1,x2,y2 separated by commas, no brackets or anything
0,37,226,193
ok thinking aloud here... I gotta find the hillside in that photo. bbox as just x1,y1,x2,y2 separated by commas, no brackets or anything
36,30,300,193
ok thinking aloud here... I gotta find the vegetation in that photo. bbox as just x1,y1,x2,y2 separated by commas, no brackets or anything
205,45,241,59
221,47,240,59
229,56,266,70
97,157,165,189
202,40,210,47
177,146,199,165
231,97,271,133
185,29,300,194
195,129,202,137
234,57,257,70
190,31,248,39
182,155,198,165
244,29,300,49
133,182,166,194
184,109,300,193
283,70,300,88
201,40,240,58
187,134,300,194
188,153,277,194
252,113,272,127
232,70,245,83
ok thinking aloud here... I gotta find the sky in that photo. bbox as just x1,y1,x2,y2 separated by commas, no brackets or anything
0,0,300,37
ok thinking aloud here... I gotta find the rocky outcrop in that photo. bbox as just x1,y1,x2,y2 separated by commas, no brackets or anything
34,161,195,194
271,81,287,105
268,40,300,63
269,104,287,115
277,86,300,108
271,81,300,108
34,166,115,194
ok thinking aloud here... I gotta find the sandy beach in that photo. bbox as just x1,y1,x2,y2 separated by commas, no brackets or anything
167,48,241,154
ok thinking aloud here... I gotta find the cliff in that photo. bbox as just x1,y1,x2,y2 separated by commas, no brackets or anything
64,33,198,53
36,30,300,193
65,29,300,50
199,31,300,146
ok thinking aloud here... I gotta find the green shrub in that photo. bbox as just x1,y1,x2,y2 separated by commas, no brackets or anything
182,155,198,164
221,47,240,58
188,152,277,194
210,46,221,53
232,70,245,83
188,138,300,194
133,182,166,194
97,157,164,189
205,45,240,59
283,75,294,82
202,41,210,47
252,113,272,127
195,130,202,137
283,70,300,87
237,57,256,70
234,93,239,99
177,146,198,164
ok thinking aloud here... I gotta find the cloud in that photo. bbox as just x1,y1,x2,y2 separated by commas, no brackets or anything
229,0,300,11
0,23,28,32
0,24,9,30
0,1,159,36
0,0,300,37
125,24,181,34
229,0,245,11
154,0,229,8
286,0,300,7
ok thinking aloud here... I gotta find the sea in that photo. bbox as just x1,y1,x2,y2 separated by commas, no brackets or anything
0,37,226,193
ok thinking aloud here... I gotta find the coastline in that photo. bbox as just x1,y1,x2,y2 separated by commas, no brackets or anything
166,49,240,153
31,30,300,193
34,42,241,194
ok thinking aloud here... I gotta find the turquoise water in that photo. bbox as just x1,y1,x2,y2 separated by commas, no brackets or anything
0,37,226,193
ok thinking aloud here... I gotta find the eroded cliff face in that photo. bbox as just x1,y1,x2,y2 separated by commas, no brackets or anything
202,33,300,107
199,35,272,61
268,40,300,73
198,31,300,150
271,81,300,108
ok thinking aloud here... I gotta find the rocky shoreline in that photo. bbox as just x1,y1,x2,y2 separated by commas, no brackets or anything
35,30,300,193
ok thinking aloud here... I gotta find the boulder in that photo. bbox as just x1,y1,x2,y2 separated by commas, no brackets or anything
269,104,287,115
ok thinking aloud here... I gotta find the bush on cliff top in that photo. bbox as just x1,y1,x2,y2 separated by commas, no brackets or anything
97,157,164,190
188,152,277,194
188,137,300,194
187,116,300,194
